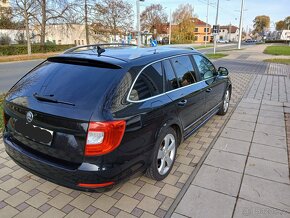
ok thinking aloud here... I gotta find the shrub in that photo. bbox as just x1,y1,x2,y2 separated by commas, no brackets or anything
0,34,11,45
0,44,75,56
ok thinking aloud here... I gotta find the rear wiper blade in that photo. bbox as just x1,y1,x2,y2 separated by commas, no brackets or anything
33,93,75,106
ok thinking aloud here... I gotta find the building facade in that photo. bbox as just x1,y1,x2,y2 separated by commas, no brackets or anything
218,25,239,42
193,18,211,43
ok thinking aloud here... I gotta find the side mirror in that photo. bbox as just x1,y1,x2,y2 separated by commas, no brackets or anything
218,67,229,76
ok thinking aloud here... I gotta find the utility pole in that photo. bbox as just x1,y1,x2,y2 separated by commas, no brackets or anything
229,22,231,42
84,0,90,45
169,9,172,44
238,0,244,49
205,0,209,47
213,0,220,54
136,0,142,47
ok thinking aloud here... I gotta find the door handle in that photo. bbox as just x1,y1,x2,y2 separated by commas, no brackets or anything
206,88,212,92
178,99,188,106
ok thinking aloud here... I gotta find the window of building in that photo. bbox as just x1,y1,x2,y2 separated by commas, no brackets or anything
170,56,197,87
204,28,209,33
194,28,198,32
78,40,80,45
82,40,84,45
203,36,209,41
74,40,77,45
129,62,163,101
58,40,61,44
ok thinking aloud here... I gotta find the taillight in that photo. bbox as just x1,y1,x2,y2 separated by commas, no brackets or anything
85,120,126,156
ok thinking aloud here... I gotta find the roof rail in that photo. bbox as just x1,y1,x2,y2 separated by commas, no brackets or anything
162,45,196,51
63,43,138,54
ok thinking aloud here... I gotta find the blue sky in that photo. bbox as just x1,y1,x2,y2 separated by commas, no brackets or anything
128,0,290,31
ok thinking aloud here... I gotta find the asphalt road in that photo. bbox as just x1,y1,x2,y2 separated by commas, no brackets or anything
0,60,44,93
0,43,243,93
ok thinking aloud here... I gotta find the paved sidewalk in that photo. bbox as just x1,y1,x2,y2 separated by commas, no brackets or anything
171,61,290,217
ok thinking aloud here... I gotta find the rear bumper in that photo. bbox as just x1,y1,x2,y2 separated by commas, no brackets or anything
4,135,122,192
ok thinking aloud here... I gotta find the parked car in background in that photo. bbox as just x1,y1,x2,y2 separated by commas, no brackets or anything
217,39,229,43
2,44,231,191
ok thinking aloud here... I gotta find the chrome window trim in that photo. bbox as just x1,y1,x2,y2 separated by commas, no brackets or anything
127,53,198,103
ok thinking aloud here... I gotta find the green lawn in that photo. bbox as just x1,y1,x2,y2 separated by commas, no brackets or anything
0,94,4,131
264,46,290,56
206,53,228,59
263,58,290,65
193,45,213,49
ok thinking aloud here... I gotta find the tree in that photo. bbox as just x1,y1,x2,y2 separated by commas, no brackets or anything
12,0,38,55
284,16,290,30
0,34,11,45
172,4,195,43
276,20,286,30
33,0,72,47
253,15,270,34
94,0,133,40
140,4,167,35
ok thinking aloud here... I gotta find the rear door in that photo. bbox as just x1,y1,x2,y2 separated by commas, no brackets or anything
164,56,205,132
193,55,226,112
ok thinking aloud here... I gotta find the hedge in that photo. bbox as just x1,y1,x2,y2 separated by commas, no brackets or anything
265,40,289,44
0,44,75,56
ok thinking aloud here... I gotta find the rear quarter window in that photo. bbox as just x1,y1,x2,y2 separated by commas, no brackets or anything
129,62,163,101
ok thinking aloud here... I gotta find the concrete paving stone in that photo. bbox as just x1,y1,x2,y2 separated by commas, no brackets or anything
226,119,256,132
240,98,261,104
65,208,90,218
259,110,284,119
0,177,22,191
114,195,139,213
118,182,141,197
240,175,290,213
14,206,42,218
205,149,247,173
193,165,242,196
137,196,161,214
0,205,19,217
175,185,236,218
234,107,259,116
221,127,253,142
91,209,114,218
213,137,251,155
255,123,286,137
37,181,59,194
260,104,284,112
159,184,180,199
92,195,117,212
262,100,283,107
238,102,260,109
250,143,288,164
18,179,41,193
0,189,10,201
231,113,257,123
245,157,289,184
69,194,95,210
257,116,285,127
47,193,73,209
171,212,188,218
116,211,136,218
26,192,52,208
160,197,174,211
138,183,161,198
4,191,30,207
253,132,287,148
140,212,158,218
234,198,290,218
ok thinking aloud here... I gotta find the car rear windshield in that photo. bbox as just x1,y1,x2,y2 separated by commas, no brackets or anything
11,61,123,110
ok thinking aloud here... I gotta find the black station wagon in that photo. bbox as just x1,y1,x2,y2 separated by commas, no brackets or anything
2,44,231,191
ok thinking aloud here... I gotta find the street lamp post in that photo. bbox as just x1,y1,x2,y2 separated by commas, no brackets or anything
205,0,209,47
237,0,244,49
213,0,220,54
136,0,144,47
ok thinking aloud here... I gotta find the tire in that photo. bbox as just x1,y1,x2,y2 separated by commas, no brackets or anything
217,88,231,116
145,127,177,181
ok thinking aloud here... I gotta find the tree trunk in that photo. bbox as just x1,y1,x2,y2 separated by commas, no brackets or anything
24,4,31,55
40,0,46,50
84,0,89,45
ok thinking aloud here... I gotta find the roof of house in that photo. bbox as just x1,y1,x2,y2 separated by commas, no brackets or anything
192,18,211,27
220,25,239,33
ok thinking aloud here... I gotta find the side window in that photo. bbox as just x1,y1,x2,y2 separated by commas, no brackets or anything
170,56,197,87
193,55,216,80
163,60,178,91
129,62,163,101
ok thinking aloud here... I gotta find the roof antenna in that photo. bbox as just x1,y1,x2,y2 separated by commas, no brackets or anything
96,45,106,56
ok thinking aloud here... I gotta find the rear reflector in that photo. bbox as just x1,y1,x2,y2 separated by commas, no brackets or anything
85,120,126,156
78,181,114,188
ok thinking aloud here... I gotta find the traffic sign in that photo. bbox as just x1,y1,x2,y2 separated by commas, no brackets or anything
213,25,220,34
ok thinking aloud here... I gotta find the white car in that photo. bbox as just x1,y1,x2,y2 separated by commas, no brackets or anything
217,39,229,43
